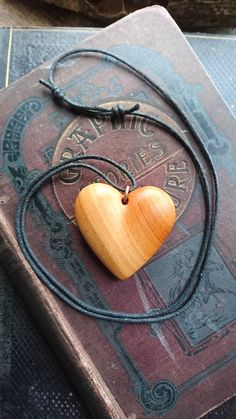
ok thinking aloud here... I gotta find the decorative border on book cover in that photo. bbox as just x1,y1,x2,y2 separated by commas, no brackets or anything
1,43,235,416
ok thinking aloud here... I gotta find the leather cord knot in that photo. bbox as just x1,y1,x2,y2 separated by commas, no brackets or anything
40,77,139,117
111,103,140,120
52,85,66,101
39,79,65,101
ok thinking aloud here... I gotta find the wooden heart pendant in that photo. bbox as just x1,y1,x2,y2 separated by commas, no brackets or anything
75,183,176,280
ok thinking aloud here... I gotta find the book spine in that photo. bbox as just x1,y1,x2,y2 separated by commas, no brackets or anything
0,215,126,419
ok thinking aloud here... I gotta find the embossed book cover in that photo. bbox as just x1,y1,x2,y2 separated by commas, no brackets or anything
0,7,236,419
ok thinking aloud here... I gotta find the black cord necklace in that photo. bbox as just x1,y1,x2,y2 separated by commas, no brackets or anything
16,48,218,323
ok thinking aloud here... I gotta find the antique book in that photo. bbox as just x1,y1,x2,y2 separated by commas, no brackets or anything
1,7,236,419
1,27,236,419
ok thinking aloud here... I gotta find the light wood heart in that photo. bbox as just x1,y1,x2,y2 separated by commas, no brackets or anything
75,183,176,280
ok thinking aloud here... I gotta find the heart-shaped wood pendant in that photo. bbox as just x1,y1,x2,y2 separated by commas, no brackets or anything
75,183,176,280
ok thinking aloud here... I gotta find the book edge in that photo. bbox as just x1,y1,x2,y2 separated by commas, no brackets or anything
0,5,166,94
0,217,127,419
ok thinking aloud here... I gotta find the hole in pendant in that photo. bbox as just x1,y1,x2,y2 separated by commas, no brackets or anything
122,196,129,205
122,185,130,205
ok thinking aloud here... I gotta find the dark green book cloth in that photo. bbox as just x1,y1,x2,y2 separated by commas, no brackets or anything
0,27,235,419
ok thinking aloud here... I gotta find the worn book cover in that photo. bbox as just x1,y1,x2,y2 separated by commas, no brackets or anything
1,28,236,419
0,7,236,418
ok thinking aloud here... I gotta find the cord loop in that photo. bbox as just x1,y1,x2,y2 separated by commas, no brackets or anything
15,48,218,323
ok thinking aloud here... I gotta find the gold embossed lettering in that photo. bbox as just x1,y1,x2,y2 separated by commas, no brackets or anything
67,124,97,151
89,116,105,136
165,176,190,192
166,160,189,173
140,118,154,137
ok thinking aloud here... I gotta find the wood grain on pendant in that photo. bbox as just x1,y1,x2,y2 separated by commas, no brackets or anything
75,183,176,280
